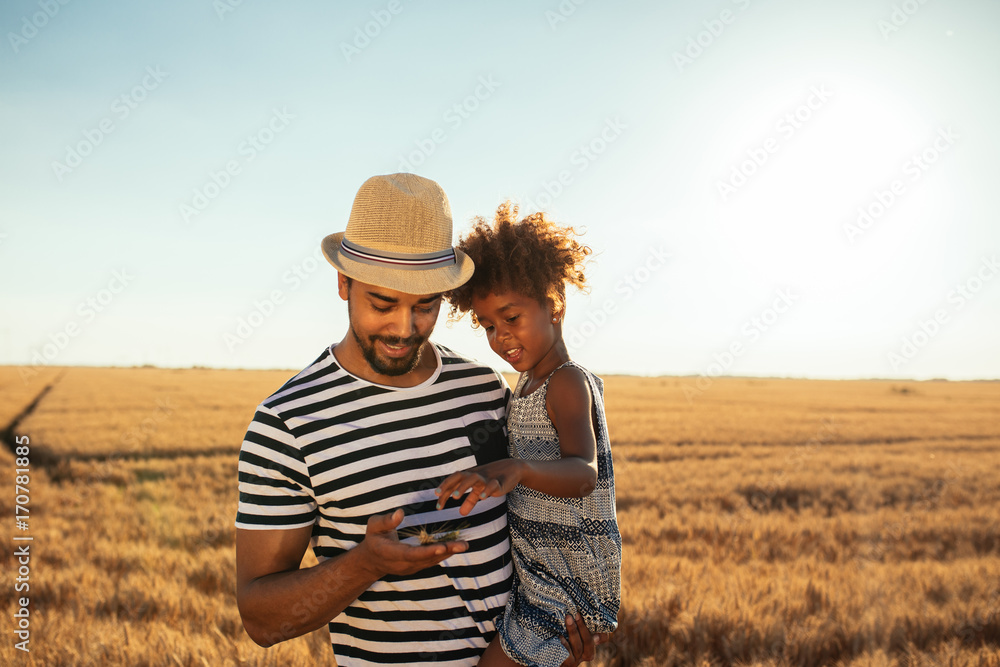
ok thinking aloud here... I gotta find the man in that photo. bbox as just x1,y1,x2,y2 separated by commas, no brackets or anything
235,173,604,666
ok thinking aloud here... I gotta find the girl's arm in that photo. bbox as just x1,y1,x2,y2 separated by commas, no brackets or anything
521,366,599,496
436,367,598,514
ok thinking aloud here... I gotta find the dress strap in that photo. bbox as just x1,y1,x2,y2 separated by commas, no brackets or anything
517,361,580,398
546,360,604,400
513,371,529,398
543,360,579,387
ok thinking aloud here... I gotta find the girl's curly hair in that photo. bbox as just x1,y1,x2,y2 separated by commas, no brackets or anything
446,201,591,323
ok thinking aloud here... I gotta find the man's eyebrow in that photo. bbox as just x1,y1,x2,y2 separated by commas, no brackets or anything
367,291,442,305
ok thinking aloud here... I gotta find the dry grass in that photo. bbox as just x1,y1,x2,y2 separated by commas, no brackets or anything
0,366,63,430
15,366,292,459
0,452,328,666
1,366,998,666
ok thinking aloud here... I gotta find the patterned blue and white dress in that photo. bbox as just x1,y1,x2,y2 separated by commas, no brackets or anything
497,361,621,667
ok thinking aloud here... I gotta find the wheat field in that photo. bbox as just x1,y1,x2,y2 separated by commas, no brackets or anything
1,366,998,666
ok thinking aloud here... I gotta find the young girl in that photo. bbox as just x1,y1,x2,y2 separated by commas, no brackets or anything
436,202,621,667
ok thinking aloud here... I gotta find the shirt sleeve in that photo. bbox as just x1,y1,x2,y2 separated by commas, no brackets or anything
235,403,317,530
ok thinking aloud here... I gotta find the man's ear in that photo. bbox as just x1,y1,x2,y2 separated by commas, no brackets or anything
338,272,351,301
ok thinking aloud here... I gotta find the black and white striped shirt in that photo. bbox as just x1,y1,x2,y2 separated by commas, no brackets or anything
237,343,512,666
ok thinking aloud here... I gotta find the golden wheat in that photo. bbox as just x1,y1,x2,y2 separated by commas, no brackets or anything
0,367,997,666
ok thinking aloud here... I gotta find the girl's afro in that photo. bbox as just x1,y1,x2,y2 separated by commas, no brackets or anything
446,201,591,322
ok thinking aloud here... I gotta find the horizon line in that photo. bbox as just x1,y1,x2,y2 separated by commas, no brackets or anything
2,362,997,383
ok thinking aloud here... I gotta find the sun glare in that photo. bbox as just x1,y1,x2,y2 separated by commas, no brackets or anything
701,75,946,287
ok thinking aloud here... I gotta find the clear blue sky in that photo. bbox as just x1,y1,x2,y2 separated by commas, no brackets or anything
2,0,998,380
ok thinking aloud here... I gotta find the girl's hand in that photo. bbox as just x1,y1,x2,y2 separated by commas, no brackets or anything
435,459,524,515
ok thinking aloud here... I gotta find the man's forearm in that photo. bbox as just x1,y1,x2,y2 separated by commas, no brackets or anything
237,509,469,646
239,543,379,647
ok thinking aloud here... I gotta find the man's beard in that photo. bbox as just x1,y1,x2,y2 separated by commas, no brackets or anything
351,328,426,377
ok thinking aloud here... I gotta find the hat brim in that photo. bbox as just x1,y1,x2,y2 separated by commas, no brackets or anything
322,233,474,294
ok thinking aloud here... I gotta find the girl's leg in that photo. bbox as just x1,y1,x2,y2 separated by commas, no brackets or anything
479,633,523,667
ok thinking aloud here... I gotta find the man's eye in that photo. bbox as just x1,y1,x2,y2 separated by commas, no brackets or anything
417,307,434,315
372,305,391,313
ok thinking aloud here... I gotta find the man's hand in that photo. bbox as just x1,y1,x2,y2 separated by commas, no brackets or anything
236,508,469,647
434,459,524,515
559,613,610,667
358,509,469,578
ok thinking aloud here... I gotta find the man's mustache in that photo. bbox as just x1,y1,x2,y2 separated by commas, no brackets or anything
371,335,425,347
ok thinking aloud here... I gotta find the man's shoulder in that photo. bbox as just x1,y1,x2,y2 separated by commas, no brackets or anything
433,343,508,387
433,341,473,364
257,345,347,415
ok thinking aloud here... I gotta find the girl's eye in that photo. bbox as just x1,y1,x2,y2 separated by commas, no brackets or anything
505,315,519,323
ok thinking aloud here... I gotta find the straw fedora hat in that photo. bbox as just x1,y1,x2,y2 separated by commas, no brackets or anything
322,173,474,294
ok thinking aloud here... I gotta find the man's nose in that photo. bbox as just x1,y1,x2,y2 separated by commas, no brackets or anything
390,309,418,338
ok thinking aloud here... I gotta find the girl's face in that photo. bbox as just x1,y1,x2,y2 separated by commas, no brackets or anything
470,291,564,374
